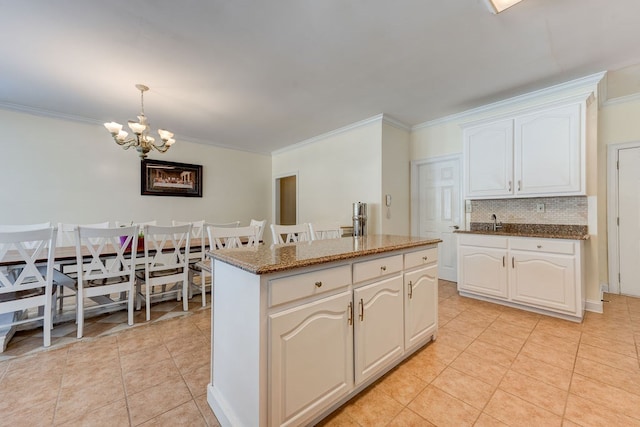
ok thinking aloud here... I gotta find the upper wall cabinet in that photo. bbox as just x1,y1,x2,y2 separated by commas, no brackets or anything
463,98,587,199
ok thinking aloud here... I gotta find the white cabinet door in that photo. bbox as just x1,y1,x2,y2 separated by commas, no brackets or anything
269,291,354,427
458,246,508,299
463,118,514,198
404,264,438,350
515,103,583,196
510,252,577,313
353,274,404,385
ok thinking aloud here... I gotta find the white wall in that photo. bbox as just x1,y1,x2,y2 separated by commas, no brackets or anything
272,119,383,234
0,109,271,227
381,121,410,235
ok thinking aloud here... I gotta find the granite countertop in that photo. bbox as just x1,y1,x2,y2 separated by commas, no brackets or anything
208,234,442,275
455,223,589,240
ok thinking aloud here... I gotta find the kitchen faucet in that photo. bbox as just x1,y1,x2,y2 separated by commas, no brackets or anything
491,214,503,232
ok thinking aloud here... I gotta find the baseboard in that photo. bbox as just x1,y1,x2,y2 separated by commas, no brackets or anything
585,298,603,314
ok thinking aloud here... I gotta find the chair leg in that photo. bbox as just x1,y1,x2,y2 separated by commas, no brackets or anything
128,285,134,326
44,294,52,347
182,280,189,312
77,292,83,339
146,284,151,321
201,270,206,307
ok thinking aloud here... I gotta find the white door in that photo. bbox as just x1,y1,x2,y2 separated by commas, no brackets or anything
412,155,462,281
618,147,640,297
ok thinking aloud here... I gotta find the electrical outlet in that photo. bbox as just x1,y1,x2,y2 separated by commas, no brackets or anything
465,200,472,213
536,203,545,213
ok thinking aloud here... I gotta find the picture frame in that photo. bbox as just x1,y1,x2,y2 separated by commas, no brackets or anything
141,159,203,197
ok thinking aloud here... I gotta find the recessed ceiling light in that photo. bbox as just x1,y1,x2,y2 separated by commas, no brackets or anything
484,0,524,14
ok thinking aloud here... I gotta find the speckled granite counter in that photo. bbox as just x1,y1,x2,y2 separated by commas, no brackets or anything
208,234,442,275
455,223,589,240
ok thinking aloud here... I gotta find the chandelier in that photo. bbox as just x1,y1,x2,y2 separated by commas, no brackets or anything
104,84,175,159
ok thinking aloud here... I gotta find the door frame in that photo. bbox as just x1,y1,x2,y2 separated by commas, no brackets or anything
410,154,464,236
607,140,640,294
273,171,299,226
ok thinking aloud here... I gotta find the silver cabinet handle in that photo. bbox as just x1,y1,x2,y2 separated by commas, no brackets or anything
422,256,428,261
314,281,322,288
518,180,521,191
348,302,353,325
512,257,515,268
358,298,364,321
508,181,512,192
536,245,542,249
380,266,387,272
503,256,505,267
408,281,413,299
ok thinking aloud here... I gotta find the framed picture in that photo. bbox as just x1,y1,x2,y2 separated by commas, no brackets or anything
141,159,203,197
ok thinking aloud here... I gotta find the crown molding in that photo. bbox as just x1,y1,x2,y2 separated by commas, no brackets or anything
601,91,640,107
381,114,411,131
0,101,103,125
412,71,607,130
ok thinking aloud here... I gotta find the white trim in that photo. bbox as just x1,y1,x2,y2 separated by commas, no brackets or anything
381,114,411,131
412,71,606,130
607,140,640,295
585,298,603,314
601,91,640,107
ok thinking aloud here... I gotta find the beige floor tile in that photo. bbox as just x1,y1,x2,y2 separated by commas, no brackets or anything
417,340,462,365
400,351,448,383
577,342,640,372
499,370,568,416
564,393,640,426
526,329,580,355
172,346,210,374
448,351,508,386
473,413,509,427
581,331,638,358
140,399,206,426
342,386,404,427
123,357,182,395
431,367,495,409
127,376,193,425
387,407,435,426
431,328,475,351
511,354,573,390
54,377,126,424
119,342,172,373
55,398,130,427
570,373,640,420
2,396,56,426
487,317,534,340
573,356,640,397
408,385,480,427
484,389,562,426
182,361,211,397
317,406,361,427
477,328,526,353
519,340,577,371
440,318,487,339
464,340,518,367
497,309,541,330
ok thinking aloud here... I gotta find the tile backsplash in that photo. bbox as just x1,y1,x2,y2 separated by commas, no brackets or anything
469,196,587,225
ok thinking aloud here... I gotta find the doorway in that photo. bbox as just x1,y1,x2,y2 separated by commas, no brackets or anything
275,174,297,226
608,142,640,296
411,155,462,282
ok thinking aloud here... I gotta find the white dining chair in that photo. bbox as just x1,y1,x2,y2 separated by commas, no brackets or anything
136,224,192,321
270,223,311,245
309,222,342,240
0,226,57,348
73,225,138,338
250,219,267,243
208,225,260,250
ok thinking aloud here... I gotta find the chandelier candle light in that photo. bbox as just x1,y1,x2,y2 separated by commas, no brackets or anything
104,84,175,159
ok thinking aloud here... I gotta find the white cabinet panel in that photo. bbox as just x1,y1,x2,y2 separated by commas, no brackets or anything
463,119,514,198
515,103,582,196
404,264,438,350
269,291,354,427
510,252,576,313
458,246,508,299
353,274,404,385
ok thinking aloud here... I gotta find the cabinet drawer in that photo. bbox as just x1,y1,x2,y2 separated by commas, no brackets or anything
269,265,351,307
404,247,438,270
509,238,574,255
353,254,403,284
457,233,508,249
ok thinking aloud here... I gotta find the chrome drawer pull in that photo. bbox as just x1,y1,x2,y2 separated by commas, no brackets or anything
359,299,364,321
408,281,413,299
314,281,322,288
380,266,387,271
422,256,428,261
348,302,353,325
537,245,542,249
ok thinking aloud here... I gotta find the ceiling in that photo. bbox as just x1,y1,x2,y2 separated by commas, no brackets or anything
1,0,640,154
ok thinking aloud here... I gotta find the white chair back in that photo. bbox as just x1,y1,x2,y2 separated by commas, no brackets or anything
0,226,57,347
270,223,311,245
58,221,110,247
249,219,267,242
0,223,52,249
309,222,342,240
173,220,205,261
207,225,260,250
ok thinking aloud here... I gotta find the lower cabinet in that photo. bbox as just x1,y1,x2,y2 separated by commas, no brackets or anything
269,291,354,427
268,246,438,426
354,274,404,385
457,234,584,320
404,263,438,350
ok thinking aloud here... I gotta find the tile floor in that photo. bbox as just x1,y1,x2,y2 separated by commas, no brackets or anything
2,282,640,426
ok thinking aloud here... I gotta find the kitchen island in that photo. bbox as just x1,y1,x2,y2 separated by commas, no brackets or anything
206,235,441,427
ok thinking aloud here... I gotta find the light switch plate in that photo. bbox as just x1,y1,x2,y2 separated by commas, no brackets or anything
536,203,545,213
465,200,472,213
